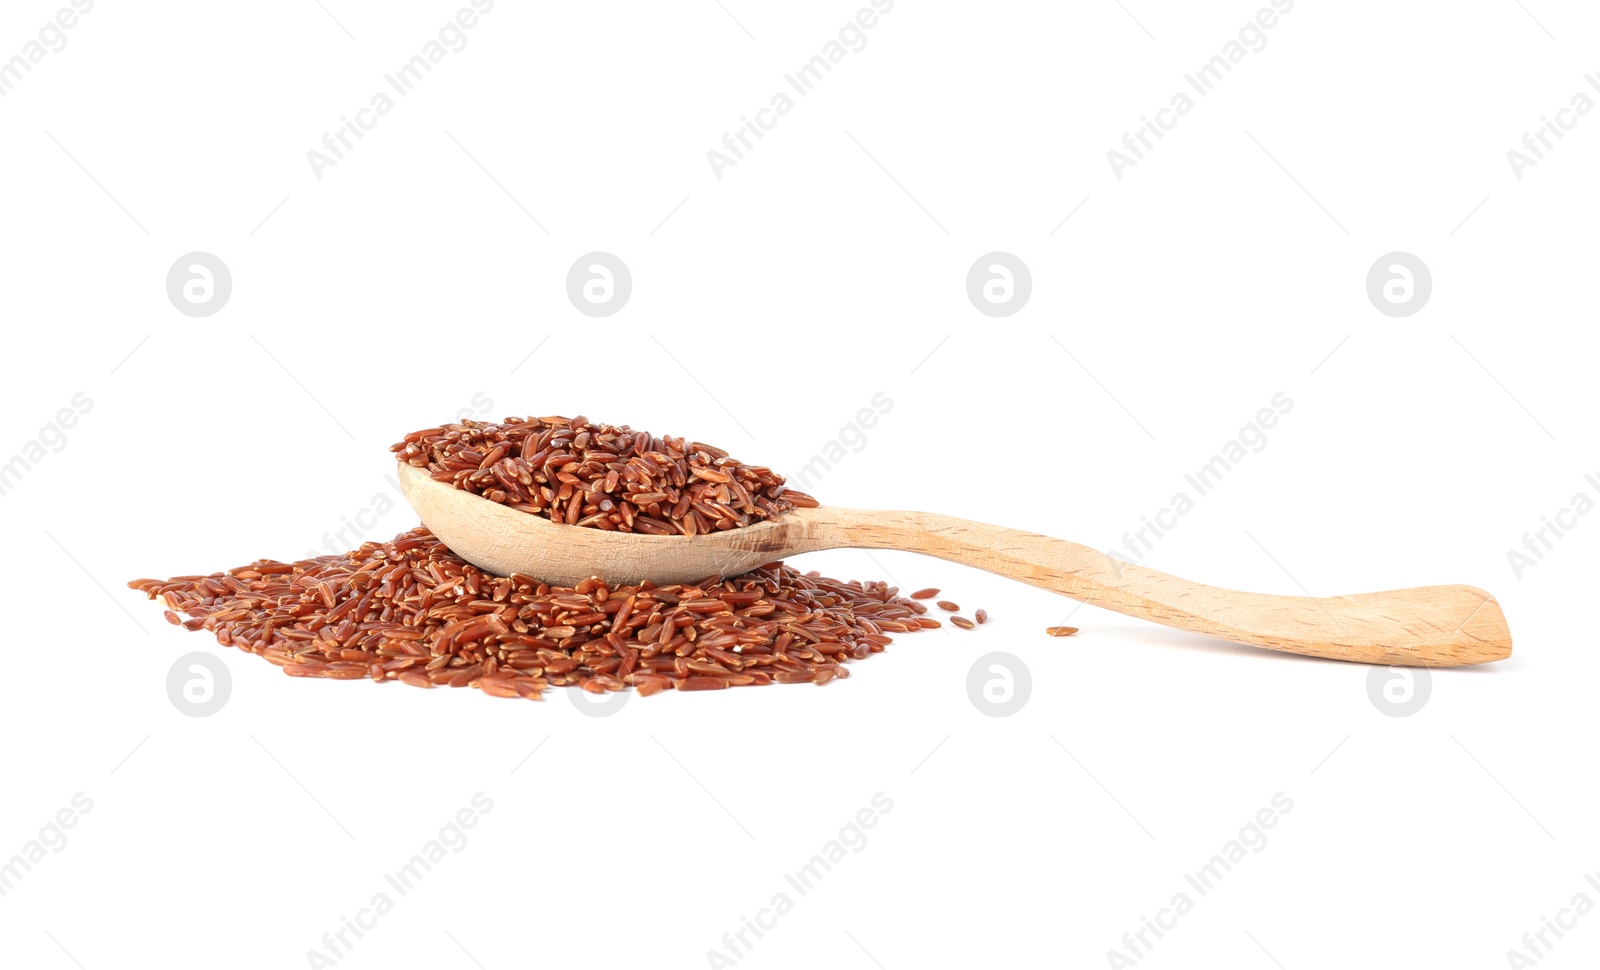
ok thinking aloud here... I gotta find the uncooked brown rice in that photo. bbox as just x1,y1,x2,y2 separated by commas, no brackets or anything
974,609,988,625
950,616,976,630
1045,626,1079,637
936,600,960,613
910,588,940,600
130,528,938,700
392,415,816,537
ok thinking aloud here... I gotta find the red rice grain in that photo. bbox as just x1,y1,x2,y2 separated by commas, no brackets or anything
950,616,976,630
1045,626,1079,637
936,600,960,612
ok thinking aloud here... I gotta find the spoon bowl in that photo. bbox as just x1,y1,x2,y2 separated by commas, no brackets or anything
398,462,807,585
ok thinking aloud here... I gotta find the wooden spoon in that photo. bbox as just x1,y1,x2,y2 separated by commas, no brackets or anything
398,463,1510,667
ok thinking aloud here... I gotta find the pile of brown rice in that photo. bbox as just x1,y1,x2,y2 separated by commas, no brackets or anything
392,415,817,536
130,527,939,700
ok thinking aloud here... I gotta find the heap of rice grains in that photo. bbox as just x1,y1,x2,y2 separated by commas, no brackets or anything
392,414,817,536
131,528,943,700
131,415,1027,701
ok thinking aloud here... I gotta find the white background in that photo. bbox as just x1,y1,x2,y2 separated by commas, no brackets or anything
2,1,1597,968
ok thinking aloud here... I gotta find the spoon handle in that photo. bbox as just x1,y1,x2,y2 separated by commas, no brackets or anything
799,508,1510,666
